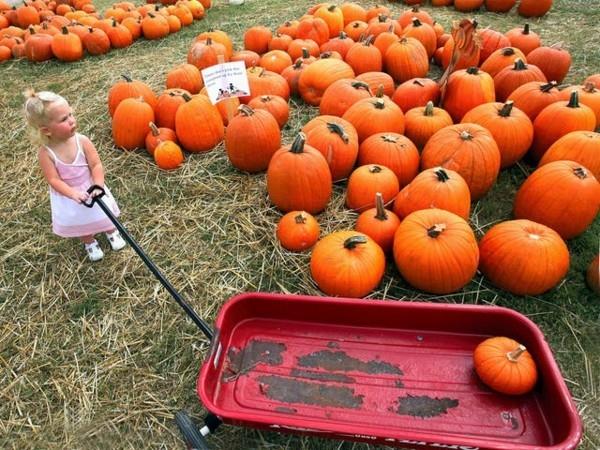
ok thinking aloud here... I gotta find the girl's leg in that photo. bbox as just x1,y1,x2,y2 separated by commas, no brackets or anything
79,235,104,261
79,234,96,244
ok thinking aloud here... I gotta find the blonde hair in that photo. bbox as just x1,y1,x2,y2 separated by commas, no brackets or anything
23,89,69,146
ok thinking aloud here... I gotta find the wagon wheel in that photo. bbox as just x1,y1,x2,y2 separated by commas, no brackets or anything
175,410,211,450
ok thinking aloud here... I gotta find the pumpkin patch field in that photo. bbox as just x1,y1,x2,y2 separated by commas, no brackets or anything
1,0,600,448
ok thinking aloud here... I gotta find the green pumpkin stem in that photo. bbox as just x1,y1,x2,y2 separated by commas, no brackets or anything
567,90,580,108
339,31,348,39
61,26,69,35
181,92,193,102
501,47,515,56
507,344,527,362
411,17,422,27
540,81,558,92
293,59,303,69
290,133,306,154
122,74,133,83
573,167,588,179
424,101,435,116
327,122,349,144
351,80,371,92
344,235,368,249
414,79,425,87
434,167,450,182
523,23,530,35
374,98,386,109
301,47,309,59
427,223,446,238
327,4,336,12
466,66,479,75
374,192,388,221
498,101,514,117
513,59,527,71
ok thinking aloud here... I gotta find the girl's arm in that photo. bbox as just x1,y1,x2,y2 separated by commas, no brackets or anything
80,135,105,188
38,148,88,202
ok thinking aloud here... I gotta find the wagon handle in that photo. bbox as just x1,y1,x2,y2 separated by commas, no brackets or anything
84,185,214,341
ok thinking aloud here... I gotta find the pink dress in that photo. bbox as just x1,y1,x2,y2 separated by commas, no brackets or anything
45,134,120,238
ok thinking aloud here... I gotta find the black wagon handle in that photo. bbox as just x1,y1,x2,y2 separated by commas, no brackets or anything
84,184,214,341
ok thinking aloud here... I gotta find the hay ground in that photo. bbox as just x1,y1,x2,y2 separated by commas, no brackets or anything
0,0,599,449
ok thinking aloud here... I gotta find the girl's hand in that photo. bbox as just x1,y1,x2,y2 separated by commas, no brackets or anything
89,186,104,198
70,190,89,203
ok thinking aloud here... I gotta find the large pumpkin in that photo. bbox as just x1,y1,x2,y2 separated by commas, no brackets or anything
513,161,600,239
393,208,479,294
310,231,385,298
319,79,372,117
493,59,547,102
526,43,571,84
507,80,561,121
473,337,538,395
107,75,157,117
478,219,570,295
539,131,600,180
112,98,154,151
346,164,400,212
225,105,281,173
421,124,501,200
175,95,224,153
442,66,495,122
267,133,332,213
393,167,471,220
404,101,453,150
505,24,540,56
384,37,429,83
479,47,526,78
518,0,553,17
297,58,355,106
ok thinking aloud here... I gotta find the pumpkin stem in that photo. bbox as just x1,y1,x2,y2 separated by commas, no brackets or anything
427,223,446,238
501,47,516,56
540,81,558,92
327,122,349,144
377,14,388,23
513,58,527,71
374,192,388,221
411,17,422,27
61,26,69,34
498,101,514,117
149,122,160,136
294,213,307,224
181,92,192,102
374,98,386,109
327,4,336,12
290,133,306,154
567,91,580,108
293,59,303,69
523,23,530,35
121,74,133,83
301,47,309,59
343,235,368,249
339,31,348,39
374,84,385,98
363,34,374,46
351,80,371,92
459,130,473,141
414,79,425,87
583,82,597,93
507,345,527,362
238,104,254,116
369,165,383,174
381,134,399,143
573,167,588,179
424,101,435,117
466,66,479,75
434,167,450,182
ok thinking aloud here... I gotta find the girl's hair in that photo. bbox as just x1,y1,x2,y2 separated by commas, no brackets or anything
23,89,69,146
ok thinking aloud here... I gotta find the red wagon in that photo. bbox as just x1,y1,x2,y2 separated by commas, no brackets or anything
86,187,583,450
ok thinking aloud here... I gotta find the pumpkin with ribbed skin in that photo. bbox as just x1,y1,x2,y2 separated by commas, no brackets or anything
402,18,437,58
355,192,401,254
507,81,561,121
319,79,372,117
112,98,154,151
485,0,516,13
539,131,600,180
155,89,190,130
478,28,511,65
391,78,441,114
267,133,332,213
187,38,227,71
421,124,501,200
244,25,272,54
175,95,224,153
393,167,471,220
529,91,596,162
259,49,293,74
247,95,289,129
393,208,479,294
513,161,600,240
586,74,600,90
355,71,394,98
479,220,569,295
145,122,177,155
480,47,527,78
345,36,383,75
340,2,367,25
231,49,260,67
384,37,429,84
154,140,184,170
357,133,419,188
505,24,540,56
82,27,110,56
297,58,355,106
108,75,157,117
305,119,359,182
346,164,399,212
473,337,538,395
398,5,433,28
276,211,320,252
587,256,600,296
454,0,483,12
320,31,355,59
225,105,281,173
342,89,405,142
442,67,496,122
559,83,600,128
166,63,202,94
243,67,290,104
518,0,552,17
493,59,547,102
526,44,571,84
314,4,345,38
310,231,385,298
51,26,82,62
404,102,453,150
461,101,533,169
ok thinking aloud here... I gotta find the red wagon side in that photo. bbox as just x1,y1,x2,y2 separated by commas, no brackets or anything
197,293,582,450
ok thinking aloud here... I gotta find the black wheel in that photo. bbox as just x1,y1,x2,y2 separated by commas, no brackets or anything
175,410,211,450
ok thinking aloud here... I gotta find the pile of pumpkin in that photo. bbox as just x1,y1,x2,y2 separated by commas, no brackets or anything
0,0,209,63
106,2,600,299
401,0,553,17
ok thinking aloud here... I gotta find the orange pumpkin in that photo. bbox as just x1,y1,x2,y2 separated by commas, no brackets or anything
391,78,441,114
480,47,527,78
518,0,552,17
384,37,429,83
175,95,224,153
310,231,385,298
108,75,157,117
393,208,479,294
526,43,571,84
513,161,600,240
355,192,401,254
145,122,177,155
404,101,453,150
505,24,540,56
473,337,538,395
587,255,600,296
539,131,600,180
346,164,399,212
51,26,82,62
319,79,372,117
355,71,394,98
393,167,471,220
155,89,190,130
297,57,355,106
166,63,202,94
276,211,320,252
506,80,561,121
493,59,547,102
154,140,184,170
442,67,496,122
247,95,289,129
479,219,569,295
112,98,155,151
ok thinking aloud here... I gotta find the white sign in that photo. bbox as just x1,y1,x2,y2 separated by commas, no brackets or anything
201,61,250,105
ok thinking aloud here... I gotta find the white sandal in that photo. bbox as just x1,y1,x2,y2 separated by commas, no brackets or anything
106,230,126,251
84,240,104,262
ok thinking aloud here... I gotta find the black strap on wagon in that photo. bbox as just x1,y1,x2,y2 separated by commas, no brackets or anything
83,185,214,341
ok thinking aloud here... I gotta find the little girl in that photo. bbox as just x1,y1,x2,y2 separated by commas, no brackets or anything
24,90,126,262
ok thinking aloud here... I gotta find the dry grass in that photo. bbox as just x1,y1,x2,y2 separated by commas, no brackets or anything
0,0,599,449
